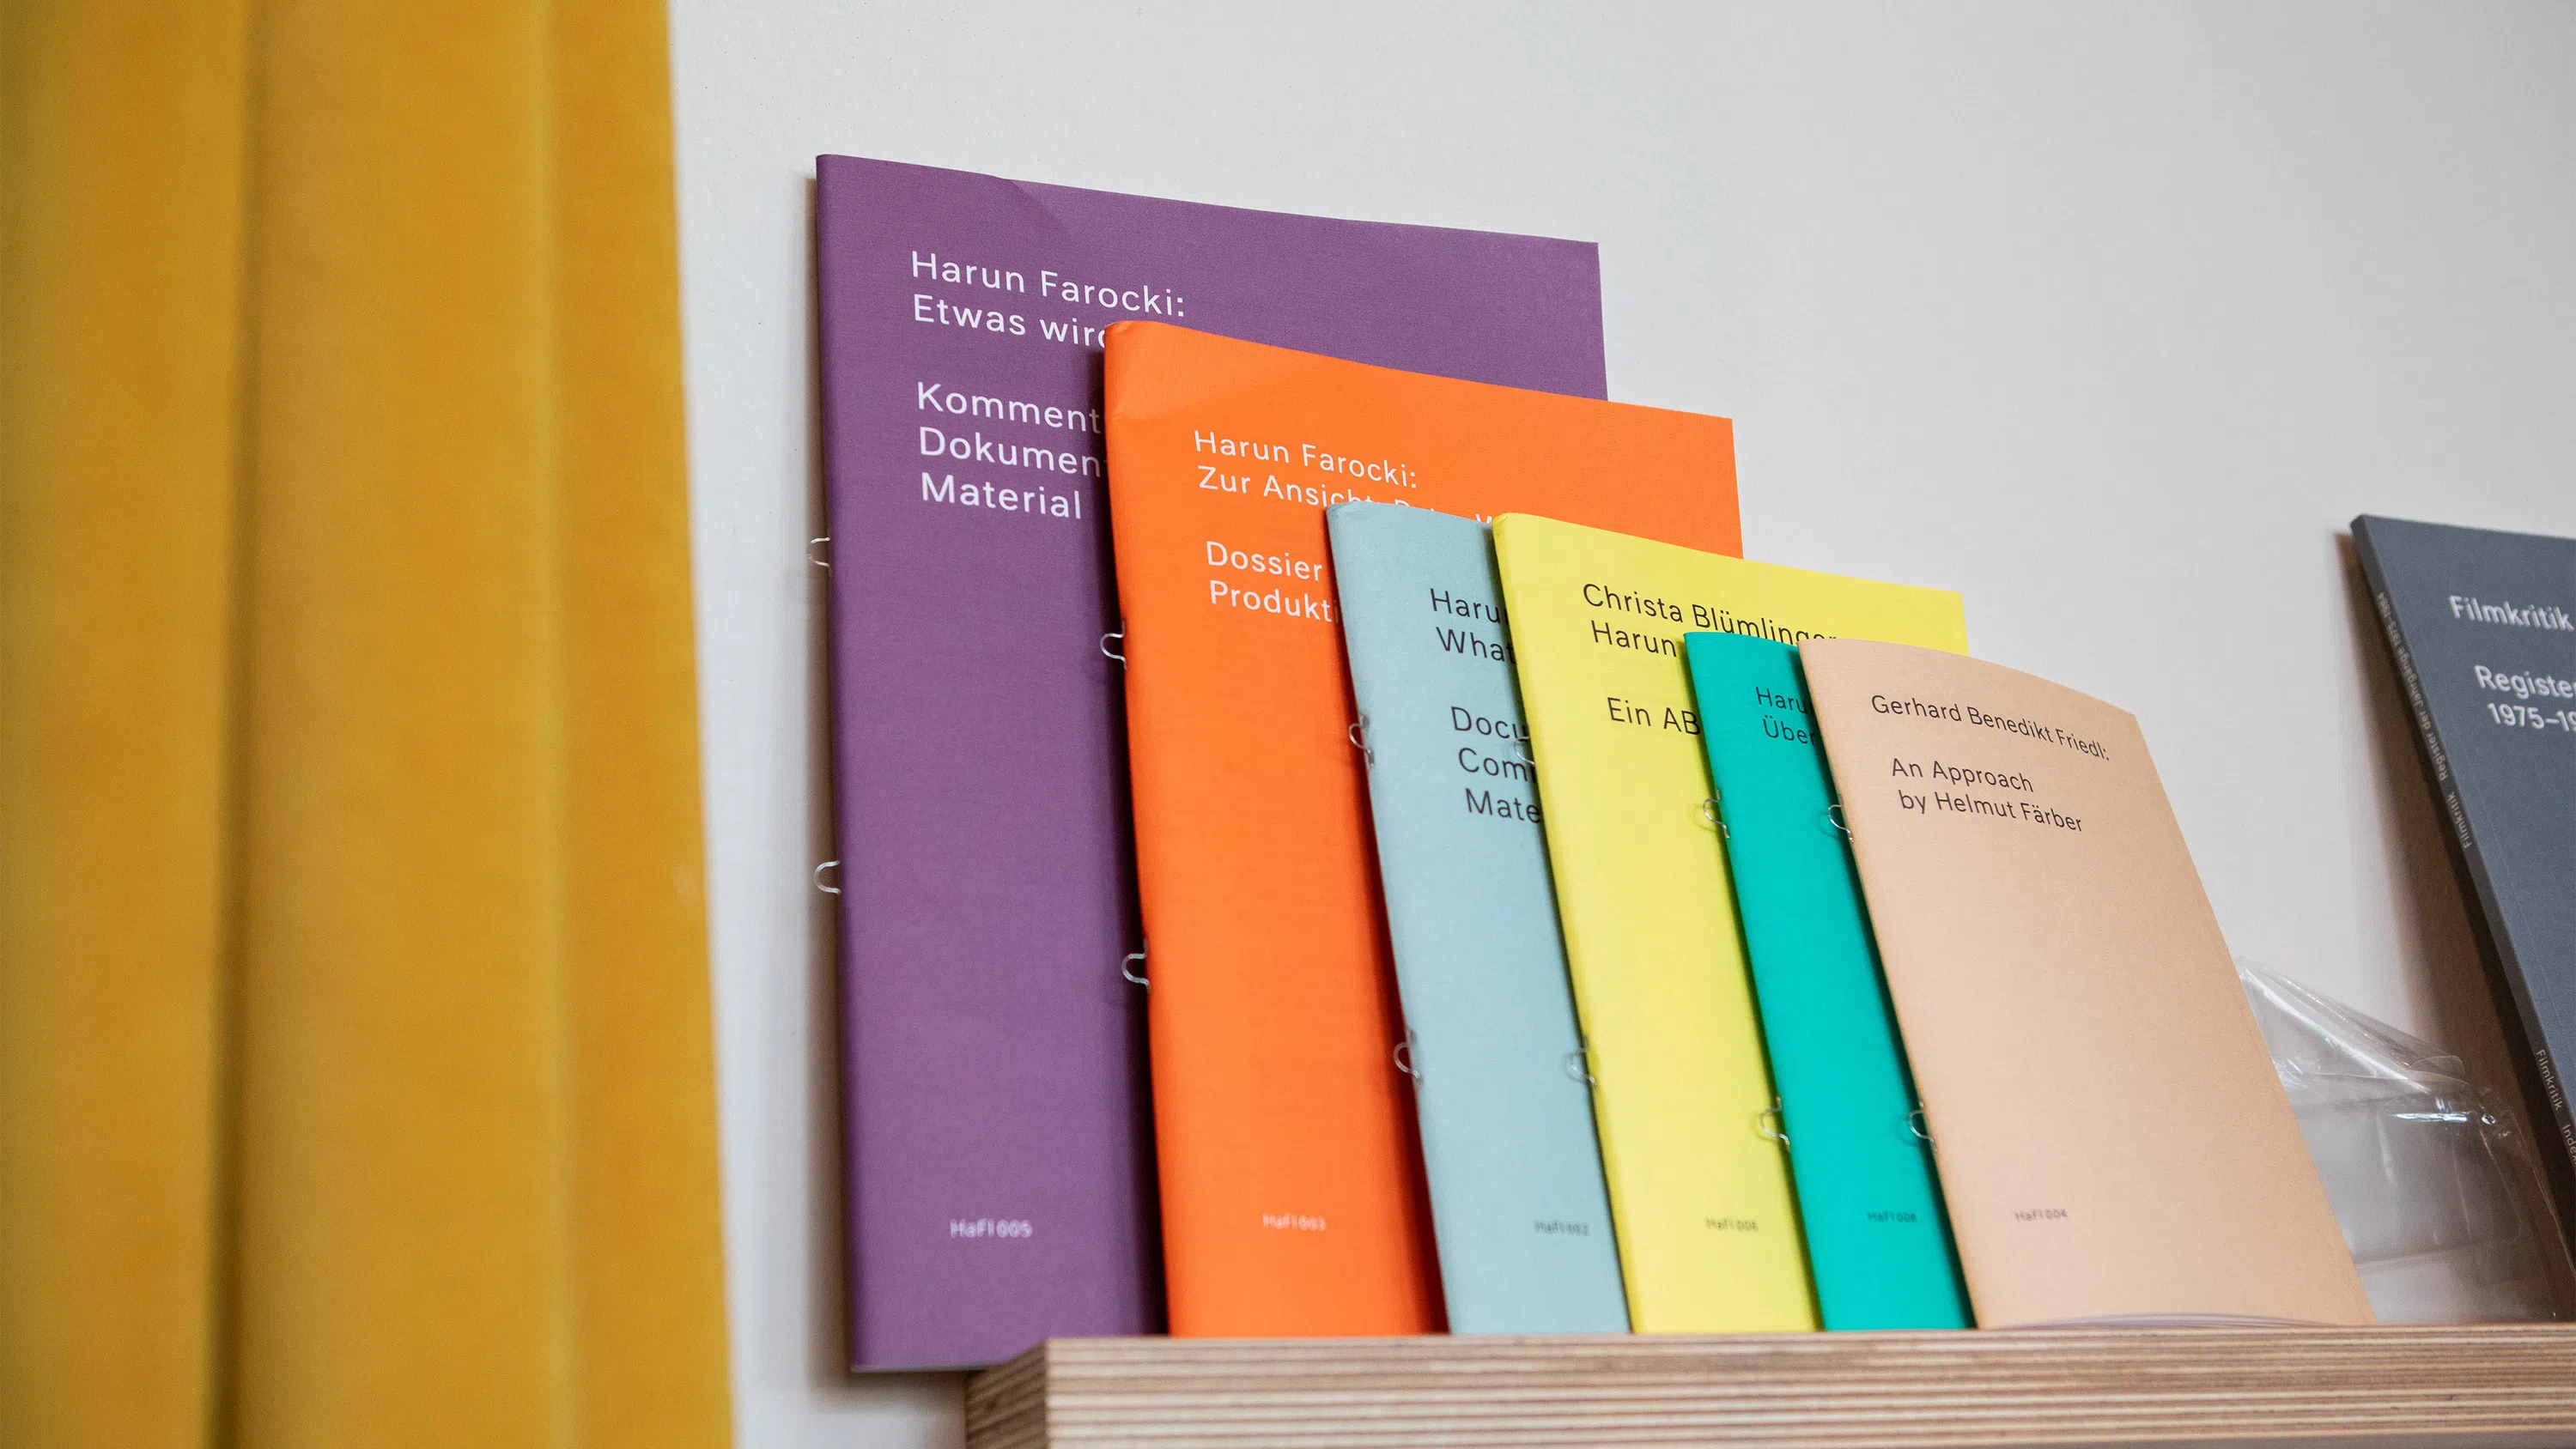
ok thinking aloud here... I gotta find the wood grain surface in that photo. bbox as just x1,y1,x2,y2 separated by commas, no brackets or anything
964,1327,2576,1448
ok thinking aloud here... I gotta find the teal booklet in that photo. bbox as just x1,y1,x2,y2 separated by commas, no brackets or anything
1327,502,1628,1333
1683,630,1971,1329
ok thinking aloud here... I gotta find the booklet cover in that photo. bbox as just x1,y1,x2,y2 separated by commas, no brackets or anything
1489,514,1967,1332
814,155,1609,1368
1325,502,1628,1335
1103,324,1736,1336
1799,639,2374,1327
2352,514,2576,1234
1682,631,1970,1330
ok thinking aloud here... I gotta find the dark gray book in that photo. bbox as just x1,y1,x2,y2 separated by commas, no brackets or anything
2352,514,2576,1235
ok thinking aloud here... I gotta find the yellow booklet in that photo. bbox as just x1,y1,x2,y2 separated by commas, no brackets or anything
1492,514,1968,1332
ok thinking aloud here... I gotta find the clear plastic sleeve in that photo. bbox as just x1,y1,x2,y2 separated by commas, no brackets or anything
2239,957,2573,1324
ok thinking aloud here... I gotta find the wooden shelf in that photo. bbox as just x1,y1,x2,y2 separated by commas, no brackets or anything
964,1326,2576,1447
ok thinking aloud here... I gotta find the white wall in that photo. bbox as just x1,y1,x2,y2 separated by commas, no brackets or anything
665,4,2576,1443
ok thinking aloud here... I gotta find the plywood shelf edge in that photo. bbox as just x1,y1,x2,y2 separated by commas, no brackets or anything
963,1325,2576,1448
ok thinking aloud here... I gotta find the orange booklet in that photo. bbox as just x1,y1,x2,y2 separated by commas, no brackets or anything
1103,321,1740,1335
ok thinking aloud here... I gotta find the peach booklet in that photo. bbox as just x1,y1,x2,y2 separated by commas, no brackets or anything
1799,640,2373,1328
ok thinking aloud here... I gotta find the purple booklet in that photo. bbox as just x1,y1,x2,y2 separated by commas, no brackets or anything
814,155,1605,1370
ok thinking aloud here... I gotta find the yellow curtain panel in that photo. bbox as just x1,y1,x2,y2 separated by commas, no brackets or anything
1,2,733,1447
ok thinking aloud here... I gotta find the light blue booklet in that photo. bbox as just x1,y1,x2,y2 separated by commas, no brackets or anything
1683,630,1971,1329
1327,501,1628,1333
